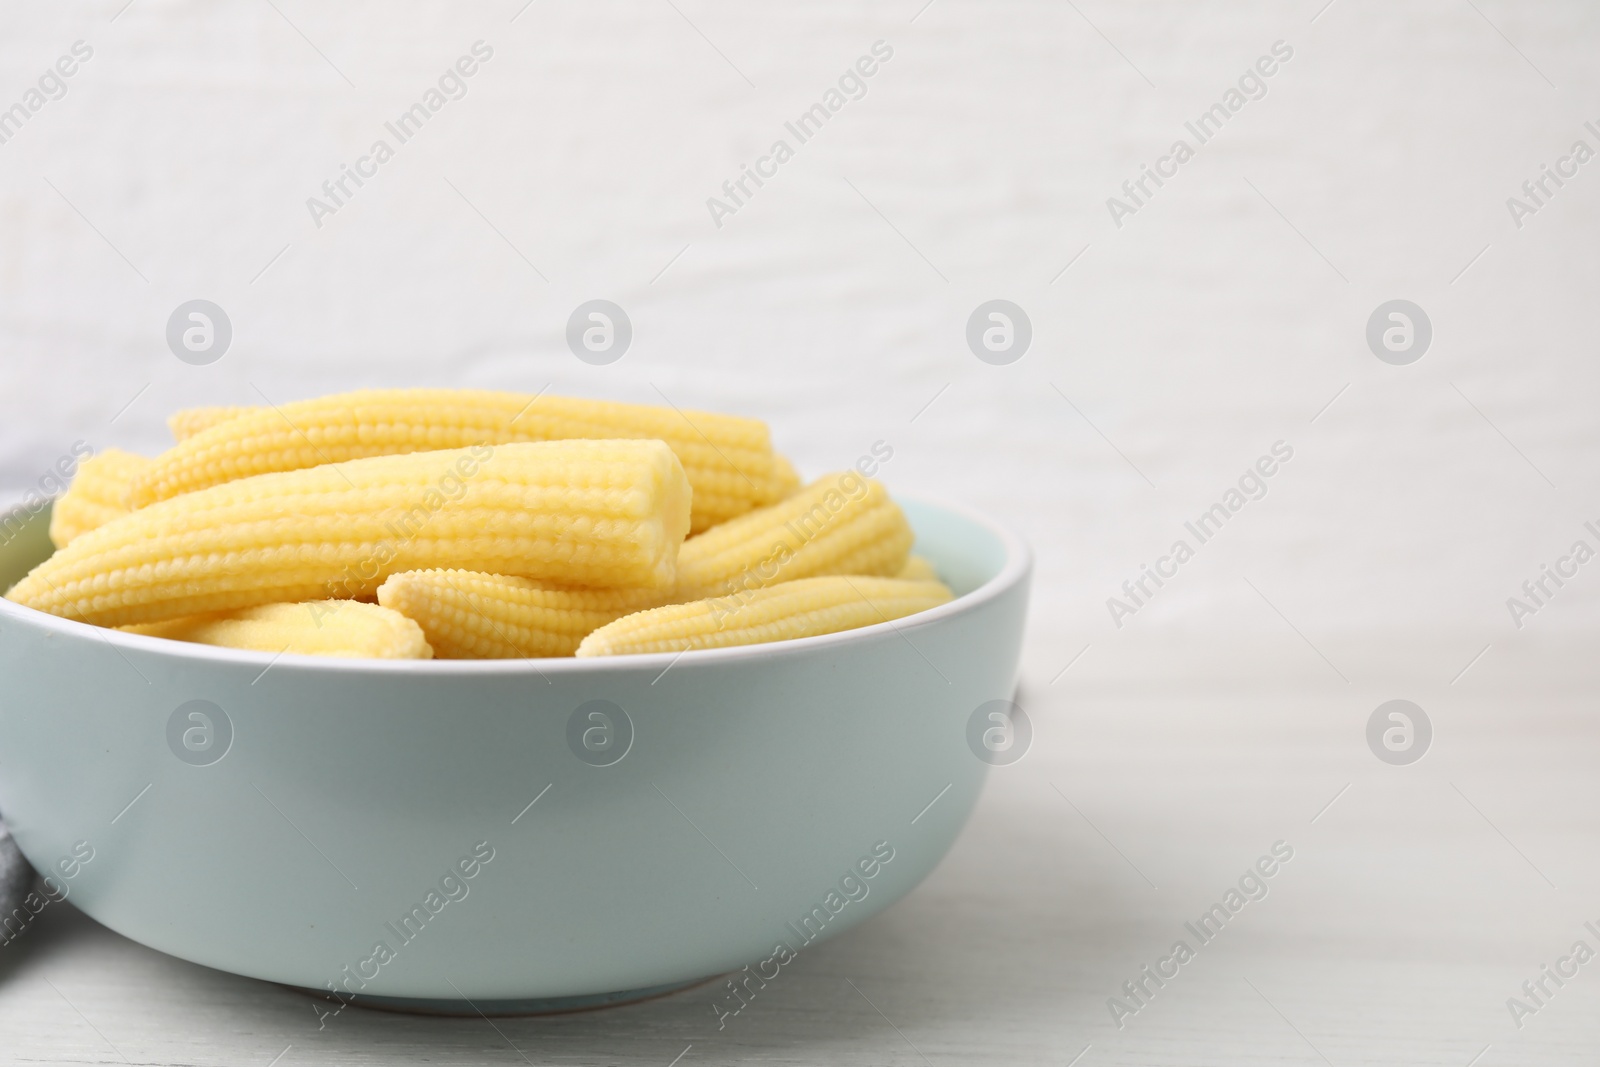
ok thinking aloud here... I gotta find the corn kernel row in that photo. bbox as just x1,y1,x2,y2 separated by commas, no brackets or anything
14,390,952,659
10,440,690,627
576,576,952,657
167,405,259,442
377,570,663,659
673,472,912,601
47,448,152,548
138,389,797,533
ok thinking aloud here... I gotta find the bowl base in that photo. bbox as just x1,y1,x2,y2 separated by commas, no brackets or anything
293,974,719,1018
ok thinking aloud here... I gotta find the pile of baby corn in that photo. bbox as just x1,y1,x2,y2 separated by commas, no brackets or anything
5,389,951,660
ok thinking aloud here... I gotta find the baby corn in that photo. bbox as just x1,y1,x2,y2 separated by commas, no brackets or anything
8,440,691,627
378,569,663,658
167,405,259,441
672,473,913,601
576,576,952,657
48,448,153,548
124,601,432,659
132,388,794,532
896,555,939,581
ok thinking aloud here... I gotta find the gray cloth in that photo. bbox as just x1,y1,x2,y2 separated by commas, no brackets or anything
0,817,37,934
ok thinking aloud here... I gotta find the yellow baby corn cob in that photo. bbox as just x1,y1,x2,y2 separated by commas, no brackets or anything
897,555,939,581
8,440,691,627
123,601,432,659
377,569,664,659
769,454,800,500
131,388,793,532
576,576,952,657
48,448,153,548
672,473,913,601
168,405,259,441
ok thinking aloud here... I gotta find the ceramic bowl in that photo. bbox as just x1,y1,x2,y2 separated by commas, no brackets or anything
0,496,1029,1009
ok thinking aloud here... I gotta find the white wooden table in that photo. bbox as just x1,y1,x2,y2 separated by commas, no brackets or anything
3,639,1596,1065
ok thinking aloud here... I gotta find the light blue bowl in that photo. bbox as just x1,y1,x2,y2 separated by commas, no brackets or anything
0,497,1029,1009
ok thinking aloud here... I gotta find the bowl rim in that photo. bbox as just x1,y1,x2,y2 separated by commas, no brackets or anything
0,493,1031,675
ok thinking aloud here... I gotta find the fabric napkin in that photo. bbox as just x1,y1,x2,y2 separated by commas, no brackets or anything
0,816,38,940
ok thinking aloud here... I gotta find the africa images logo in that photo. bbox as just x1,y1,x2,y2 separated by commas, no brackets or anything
315,841,496,1027
1107,841,1295,1028
1105,40,1294,228
709,840,896,1030
305,41,494,229
705,41,894,228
